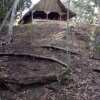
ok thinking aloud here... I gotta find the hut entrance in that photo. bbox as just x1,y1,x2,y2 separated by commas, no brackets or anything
61,14,67,20
33,11,47,19
48,12,60,20
23,12,32,24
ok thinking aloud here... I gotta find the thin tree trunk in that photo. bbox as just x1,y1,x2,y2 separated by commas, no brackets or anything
8,0,20,43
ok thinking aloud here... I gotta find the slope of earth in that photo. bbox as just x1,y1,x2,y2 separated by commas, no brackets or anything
0,21,100,100
68,24,100,100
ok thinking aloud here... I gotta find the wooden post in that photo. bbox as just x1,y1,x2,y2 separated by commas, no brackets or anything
32,10,33,24
47,12,49,20
60,14,62,21
32,10,35,24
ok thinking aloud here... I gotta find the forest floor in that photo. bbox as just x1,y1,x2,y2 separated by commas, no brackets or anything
68,48,100,100
66,24,100,100
0,22,100,100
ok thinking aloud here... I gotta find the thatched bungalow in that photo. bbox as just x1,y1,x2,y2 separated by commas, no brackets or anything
19,0,76,24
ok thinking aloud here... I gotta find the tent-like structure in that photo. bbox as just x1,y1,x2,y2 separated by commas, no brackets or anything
19,0,76,24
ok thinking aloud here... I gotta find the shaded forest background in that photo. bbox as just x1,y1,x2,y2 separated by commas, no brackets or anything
0,0,100,25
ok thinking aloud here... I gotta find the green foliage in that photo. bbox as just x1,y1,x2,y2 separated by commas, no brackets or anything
72,0,96,23
0,0,14,22
0,7,6,17
64,0,99,24
0,0,32,23
17,0,32,11
93,0,100,7
95,45,100,53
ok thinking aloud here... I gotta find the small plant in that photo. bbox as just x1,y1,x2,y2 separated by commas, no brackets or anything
95,44,100,52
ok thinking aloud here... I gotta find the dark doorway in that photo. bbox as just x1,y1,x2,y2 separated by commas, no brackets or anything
22,11,32,24
33,11,47,19
61,14,67,20
48,12,60,20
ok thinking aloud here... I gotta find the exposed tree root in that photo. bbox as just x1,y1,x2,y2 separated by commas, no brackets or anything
93,69,100,73
0,53,68,68
39,45,80,56
89,56,100,60
0,74,58,92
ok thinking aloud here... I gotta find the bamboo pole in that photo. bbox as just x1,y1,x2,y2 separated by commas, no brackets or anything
66,0,71,67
